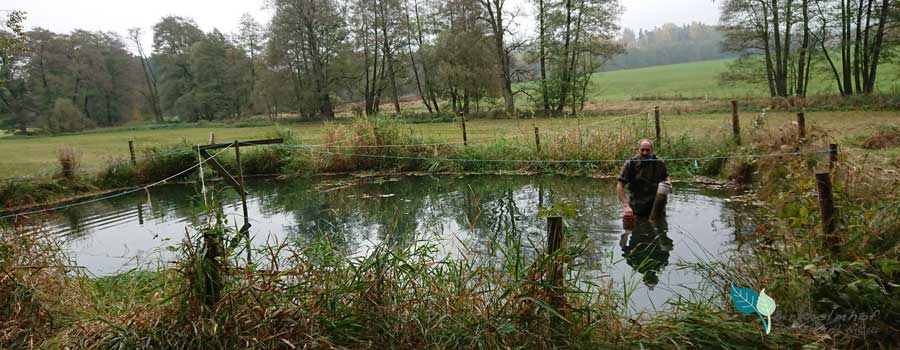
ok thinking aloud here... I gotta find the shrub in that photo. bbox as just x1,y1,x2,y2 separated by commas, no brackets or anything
42,98,95,133
57,145,80,180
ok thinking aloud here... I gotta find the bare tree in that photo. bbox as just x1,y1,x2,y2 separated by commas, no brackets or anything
477,0,516,113
128,28,162,122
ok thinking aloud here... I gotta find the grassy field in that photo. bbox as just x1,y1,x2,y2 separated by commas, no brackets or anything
1,110,898,178
584,58,900,101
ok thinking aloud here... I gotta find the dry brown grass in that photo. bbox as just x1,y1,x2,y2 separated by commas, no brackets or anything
862,126,900,150
57,145,80,179
0,225,89,348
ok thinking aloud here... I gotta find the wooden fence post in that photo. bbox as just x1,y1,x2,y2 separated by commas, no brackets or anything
815,172,837,251
731,100,741,145
534,126,541,154
235,140,251,264
128,140,136,166
461,118,468,146
797,112,806,142
654,106,661,145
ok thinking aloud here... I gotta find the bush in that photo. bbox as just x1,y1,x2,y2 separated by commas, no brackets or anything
42,98,95,133
95,161,139,188
57,145,80,180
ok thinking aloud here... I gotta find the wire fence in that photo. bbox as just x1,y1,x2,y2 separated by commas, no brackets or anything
0,142,236,220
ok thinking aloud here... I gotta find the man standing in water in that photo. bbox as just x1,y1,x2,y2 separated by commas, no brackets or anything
616,139,671,221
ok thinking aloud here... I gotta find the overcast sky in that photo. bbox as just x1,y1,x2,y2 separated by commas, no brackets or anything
8,0,721,52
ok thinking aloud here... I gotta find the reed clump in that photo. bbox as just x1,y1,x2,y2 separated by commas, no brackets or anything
57,145,80,180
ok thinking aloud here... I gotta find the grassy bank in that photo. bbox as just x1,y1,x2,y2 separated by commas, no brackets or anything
0,114,738,211
4,109,900,212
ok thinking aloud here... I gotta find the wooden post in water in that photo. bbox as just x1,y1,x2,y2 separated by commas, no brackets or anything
534,126,541,153
546,216,564,305
731,100,741,145
461,118,468,146
128,140,136,166
815,172,837,251
235,140,251,264
654,106,661,145
209,132,216,144
797,112,806,142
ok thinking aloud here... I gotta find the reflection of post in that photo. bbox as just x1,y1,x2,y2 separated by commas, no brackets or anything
137,203,144,225
235,140,251,264
546,216,564,287
538,183,544,208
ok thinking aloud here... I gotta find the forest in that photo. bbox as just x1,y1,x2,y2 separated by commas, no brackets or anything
1,0,898,134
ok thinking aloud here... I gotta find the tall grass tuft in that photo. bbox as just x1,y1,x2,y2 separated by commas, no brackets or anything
57,145,80,180
0,225,87,348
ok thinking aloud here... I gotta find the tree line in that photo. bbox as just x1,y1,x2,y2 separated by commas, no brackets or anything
720,0,898,97
1,1,898,134
0,0,623,133
609,22,735,71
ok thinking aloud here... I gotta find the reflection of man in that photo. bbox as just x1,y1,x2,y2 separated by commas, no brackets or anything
619,217,672,290
616,139,671,219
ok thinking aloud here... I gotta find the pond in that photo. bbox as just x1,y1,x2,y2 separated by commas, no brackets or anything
21,175,754,313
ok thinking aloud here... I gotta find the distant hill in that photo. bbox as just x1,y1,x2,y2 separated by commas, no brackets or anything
606,23,735,71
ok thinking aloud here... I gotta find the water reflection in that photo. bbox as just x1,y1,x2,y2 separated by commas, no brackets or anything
620,217,672,290
8,175,753,312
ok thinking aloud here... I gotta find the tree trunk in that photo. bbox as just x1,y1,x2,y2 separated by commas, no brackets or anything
771,0,786,96
480,0,514,114
557,0,573,110
796,0,810,97
404,6,431,113
568,0,585,115
841,0,854,95
761,2,777,97
863,0,889,93
854,0,864,93
539,0,550,111
861,0,874,87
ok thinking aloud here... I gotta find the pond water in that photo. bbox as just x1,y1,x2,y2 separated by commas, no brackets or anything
21,175,753,313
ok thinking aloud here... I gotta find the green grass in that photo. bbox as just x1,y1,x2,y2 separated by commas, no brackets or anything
2,110,899,178
583,58,900,101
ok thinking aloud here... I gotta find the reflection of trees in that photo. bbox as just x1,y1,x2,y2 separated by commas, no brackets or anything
37,176,726,272
48,183,213,240
620,218,672,290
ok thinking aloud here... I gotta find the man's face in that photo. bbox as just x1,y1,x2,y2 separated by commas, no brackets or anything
638,141,653,159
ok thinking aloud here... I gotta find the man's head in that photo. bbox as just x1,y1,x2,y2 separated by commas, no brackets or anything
636,139,654,159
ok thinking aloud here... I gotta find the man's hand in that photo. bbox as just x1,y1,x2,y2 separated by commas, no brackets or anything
623,205,635,229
